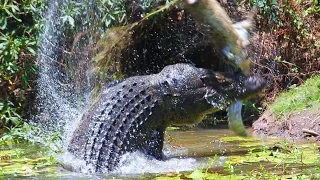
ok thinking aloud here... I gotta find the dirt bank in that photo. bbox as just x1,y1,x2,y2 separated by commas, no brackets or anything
252,109,320,141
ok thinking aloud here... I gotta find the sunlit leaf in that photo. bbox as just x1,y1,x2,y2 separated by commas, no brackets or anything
187,169,206,179
4,9,21,22
26,47,36,55
0,102,4,110
0,17,7,30
9,117,20,126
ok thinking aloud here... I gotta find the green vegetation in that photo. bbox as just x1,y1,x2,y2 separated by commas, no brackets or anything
249,0,320,101
269,75,320,120
60,0,127,31
0,143,58,177
153,138,320,179
225,140,320,179
0,0,43,130
250,0,320,38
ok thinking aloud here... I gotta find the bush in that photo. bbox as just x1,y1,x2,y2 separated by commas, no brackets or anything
249,0,320,102
0,0,44,130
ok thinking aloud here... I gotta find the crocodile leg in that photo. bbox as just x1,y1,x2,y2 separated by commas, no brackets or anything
142,127,166,160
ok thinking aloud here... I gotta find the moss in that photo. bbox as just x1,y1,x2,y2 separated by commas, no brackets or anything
269,75,320,120
94,25,135,80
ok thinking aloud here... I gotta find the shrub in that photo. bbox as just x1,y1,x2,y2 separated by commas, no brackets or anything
0,0,44,130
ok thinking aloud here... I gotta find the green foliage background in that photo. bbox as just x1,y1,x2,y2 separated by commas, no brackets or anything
0,0,43,129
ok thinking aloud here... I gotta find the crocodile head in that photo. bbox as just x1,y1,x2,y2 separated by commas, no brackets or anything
201,71,266,103
158,64,265,126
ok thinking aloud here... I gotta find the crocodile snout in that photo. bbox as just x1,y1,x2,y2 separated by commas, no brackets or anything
239,76,266,99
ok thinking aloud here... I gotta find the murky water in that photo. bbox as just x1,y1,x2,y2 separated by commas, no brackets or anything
2,128,318,179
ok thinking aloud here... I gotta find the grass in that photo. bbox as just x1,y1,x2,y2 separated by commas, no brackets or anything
269,75,320,120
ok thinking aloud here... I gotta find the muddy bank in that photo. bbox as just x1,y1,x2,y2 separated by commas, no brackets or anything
253,109,320,141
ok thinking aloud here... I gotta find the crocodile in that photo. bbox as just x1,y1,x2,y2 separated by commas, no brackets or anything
68,63,265,173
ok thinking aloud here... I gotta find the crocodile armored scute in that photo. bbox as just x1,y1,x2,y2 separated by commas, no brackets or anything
68,63,265,172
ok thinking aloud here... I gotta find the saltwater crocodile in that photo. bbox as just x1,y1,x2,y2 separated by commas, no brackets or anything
68,63,265,172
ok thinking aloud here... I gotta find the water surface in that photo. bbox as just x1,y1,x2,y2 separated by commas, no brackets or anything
0,128,318,179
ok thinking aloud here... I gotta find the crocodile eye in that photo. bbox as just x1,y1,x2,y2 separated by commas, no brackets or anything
215,73,225,83
215,73,233,83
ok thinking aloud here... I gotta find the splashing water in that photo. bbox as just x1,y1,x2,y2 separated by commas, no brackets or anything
115,152,199,174
56,150,227,175
34,0,90,149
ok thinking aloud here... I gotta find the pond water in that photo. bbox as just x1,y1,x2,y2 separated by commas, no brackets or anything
1,128,319,179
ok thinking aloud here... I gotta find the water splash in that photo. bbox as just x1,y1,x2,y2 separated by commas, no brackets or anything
34,0,90,149
115,152,198,174
55,150,227,175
